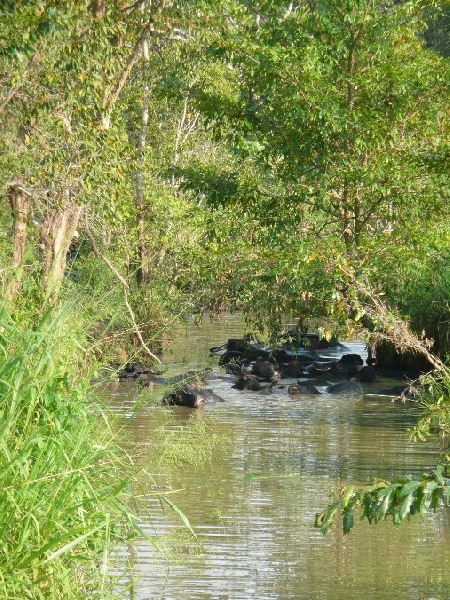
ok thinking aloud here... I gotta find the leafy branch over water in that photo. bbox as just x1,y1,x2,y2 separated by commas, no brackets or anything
317,366,450,535
315,465,450,535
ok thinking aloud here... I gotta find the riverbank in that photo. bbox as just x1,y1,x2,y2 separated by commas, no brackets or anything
0,306,220,597
0,308,133,596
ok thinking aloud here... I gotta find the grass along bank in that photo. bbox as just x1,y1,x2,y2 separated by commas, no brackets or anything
0,305,216,597
0,307,138,597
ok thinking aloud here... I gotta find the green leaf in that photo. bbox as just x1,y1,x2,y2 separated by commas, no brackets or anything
374,487,395,522
430,487,443,511
398,480,421,498
159,495,200,543
435,464,445,485
420,480,438,514
315,500,341,535
340,485,355,508
399,492,415,522
343,507,354,534
42,525,105,565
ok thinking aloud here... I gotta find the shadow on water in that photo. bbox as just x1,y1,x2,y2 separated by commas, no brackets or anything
105,315,450,600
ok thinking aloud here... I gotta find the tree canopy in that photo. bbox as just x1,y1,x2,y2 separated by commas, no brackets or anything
2,0,448,338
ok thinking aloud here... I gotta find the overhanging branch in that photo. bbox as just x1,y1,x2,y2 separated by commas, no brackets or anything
85,216,162,364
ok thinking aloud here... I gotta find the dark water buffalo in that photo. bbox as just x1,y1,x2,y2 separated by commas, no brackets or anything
117,362,153,380
126,368,222,408
354,365,377,383
232,373,263,391
337,354,364,378
212,335,340,367
123,335,421,405
252,357,281,382
160,369,224,408
216,338,266,366
326,381,364,395
288,383,320,395
294,353,364,378
260,382,279,395
280,360,307,378
164,384,224,408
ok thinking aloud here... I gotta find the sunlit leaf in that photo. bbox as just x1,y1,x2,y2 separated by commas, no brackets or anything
159,495,200,543
343,508,354,534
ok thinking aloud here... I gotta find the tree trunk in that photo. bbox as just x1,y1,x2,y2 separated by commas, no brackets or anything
39,201,82,301
6,184,29,303
135,75,150,285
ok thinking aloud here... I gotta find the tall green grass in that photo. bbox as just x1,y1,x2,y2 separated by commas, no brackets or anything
0,300,222,597
0,307,140,598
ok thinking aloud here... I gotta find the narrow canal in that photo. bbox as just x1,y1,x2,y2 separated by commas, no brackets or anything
105,315,450,599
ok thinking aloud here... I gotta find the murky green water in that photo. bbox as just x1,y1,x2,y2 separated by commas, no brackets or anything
106,315,450,599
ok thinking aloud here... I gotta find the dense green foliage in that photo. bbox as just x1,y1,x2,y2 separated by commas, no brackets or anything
2,0,448,341
1,0,450,580
188,0,450,333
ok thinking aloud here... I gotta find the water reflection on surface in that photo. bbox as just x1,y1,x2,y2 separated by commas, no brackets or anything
106,315,450,599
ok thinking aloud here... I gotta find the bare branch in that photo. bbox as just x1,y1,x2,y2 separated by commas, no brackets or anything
85,215,162,363
101,20,154,128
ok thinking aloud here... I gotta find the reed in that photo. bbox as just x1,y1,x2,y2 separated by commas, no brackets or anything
0,307,139,598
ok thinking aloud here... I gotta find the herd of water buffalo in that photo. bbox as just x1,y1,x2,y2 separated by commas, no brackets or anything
116,333,419,408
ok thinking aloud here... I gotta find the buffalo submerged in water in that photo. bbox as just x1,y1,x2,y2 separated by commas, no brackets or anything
114,334,417,408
